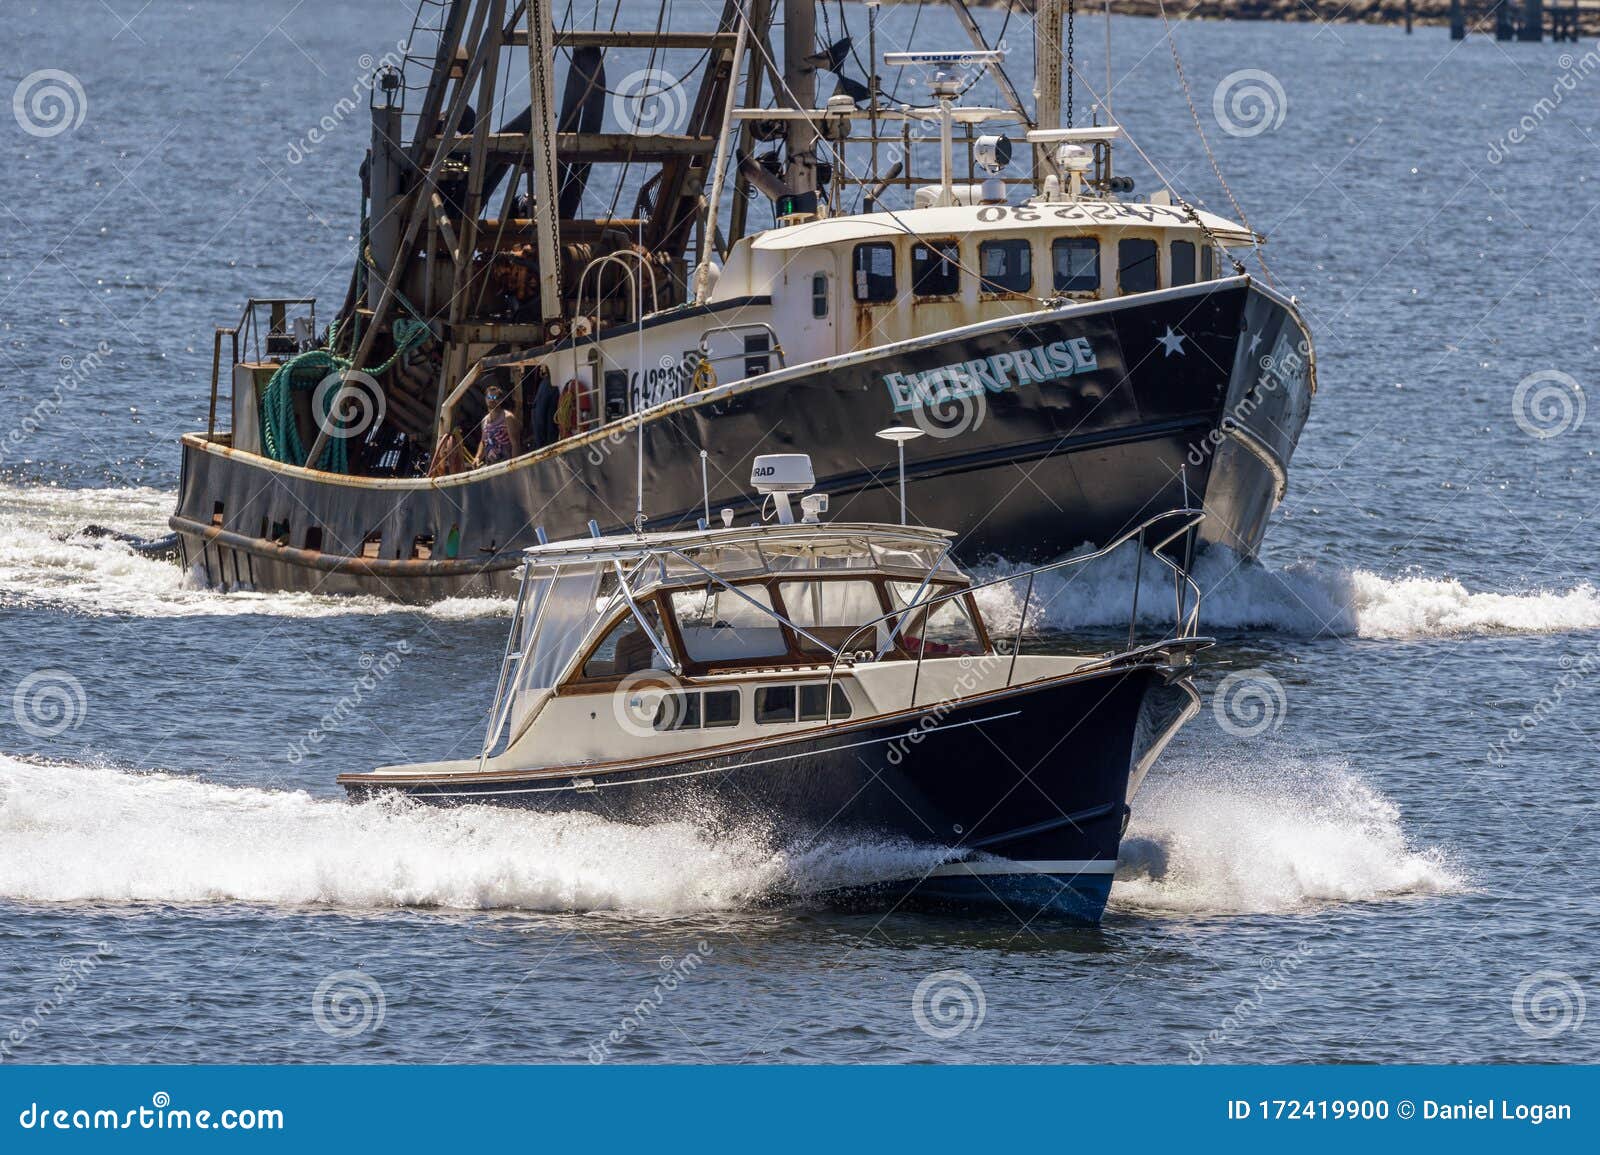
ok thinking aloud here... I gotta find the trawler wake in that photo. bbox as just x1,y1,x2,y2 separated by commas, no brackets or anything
5,483,1595,637
972,543,1600,640
0,483,507,619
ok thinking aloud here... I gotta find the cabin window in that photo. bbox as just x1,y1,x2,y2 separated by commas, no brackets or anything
1051,237,1100,293
411,534,434,560
703,689,741,728
852,243,896,302
1118,238,1160,294
582,604,668,679
1171,240,1197,287
978,239,1032,294
1202,245,1216,280
755,685,797,724
888,582,984,656
811,273,829,318
911,241,960,297
778,579,888,656
671,584,788,663
652,690,702,731
360,531,382,559
210,501,225,527
304,527,324,552
800,683,851,722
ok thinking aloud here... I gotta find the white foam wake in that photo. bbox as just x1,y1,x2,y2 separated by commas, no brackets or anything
1111,756,1467,916
972,543,1600,640
0,757,948,913
0,483,507,619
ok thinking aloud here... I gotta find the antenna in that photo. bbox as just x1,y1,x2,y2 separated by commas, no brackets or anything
882,50,1005,207
875,426,926,525
699,449,710,526
635,215,645,535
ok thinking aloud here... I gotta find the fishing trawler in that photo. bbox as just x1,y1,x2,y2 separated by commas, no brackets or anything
171,0,1314,600
338,453,1210,921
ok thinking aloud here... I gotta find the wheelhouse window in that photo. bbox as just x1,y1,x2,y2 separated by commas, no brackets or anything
582,602,668,679
670,584,788,664
1170,240,1197,287
911,241,960,296
1051,237,1100,293
887,582,984,656
1118,238,1160,294
1202,245,1216,280
978,239,1032,294
852,243,896,302
811,273,829,317
777,579,889,657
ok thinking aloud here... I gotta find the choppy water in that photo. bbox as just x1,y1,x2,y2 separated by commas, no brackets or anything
2,4,1597,1063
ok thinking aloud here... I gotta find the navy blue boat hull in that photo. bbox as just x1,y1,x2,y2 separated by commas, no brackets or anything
342,660,1200,923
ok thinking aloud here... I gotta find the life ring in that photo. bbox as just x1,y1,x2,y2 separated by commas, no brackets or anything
691,358,717,392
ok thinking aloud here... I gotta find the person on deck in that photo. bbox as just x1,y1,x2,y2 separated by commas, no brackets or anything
426,424,471,478
478,384,522,465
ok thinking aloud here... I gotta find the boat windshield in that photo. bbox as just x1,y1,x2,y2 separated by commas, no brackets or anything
777,578,893,657
887,581,985,656
670,584,789,663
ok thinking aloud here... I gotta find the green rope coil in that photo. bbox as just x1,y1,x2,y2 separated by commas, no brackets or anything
258,318,431,472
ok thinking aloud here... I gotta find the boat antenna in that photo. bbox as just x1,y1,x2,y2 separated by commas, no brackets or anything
700,450,711,526
635,215,645,534
1104,0,1113,122
875,426,926,525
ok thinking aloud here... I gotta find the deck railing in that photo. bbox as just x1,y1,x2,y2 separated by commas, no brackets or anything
823,508,1207,721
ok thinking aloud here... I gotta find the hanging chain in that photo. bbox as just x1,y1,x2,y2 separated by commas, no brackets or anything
1066,0,1076,128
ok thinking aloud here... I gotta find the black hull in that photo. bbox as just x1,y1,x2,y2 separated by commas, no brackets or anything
173,278,1312,601
344,665,1199,923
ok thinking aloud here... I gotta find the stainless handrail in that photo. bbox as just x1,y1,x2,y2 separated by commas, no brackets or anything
823,508,1207,722
697,322,787,371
